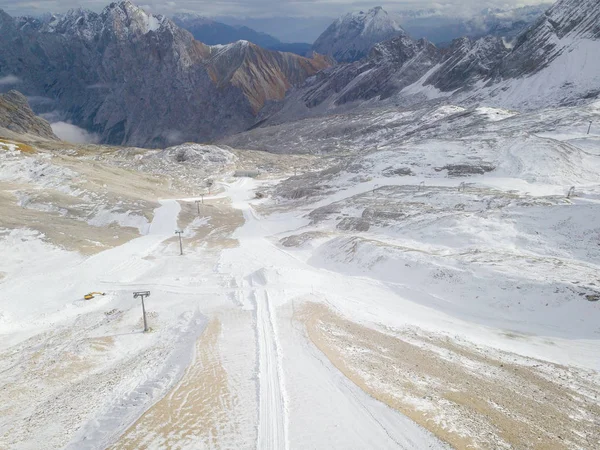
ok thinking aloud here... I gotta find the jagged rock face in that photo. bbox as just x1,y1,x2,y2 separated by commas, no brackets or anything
0,1,330,148
206,41,330,113
424,36,509,92
313,7,407,62
301,36,439,109
497,0,600,78
0,90,58,140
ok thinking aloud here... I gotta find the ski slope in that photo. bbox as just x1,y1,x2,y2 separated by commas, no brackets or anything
2,102,600,448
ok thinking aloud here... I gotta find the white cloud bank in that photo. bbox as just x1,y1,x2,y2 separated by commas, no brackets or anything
0,75,22,86
51,122,100,144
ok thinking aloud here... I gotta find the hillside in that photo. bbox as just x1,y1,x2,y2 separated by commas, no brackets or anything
1,97,599,449
0,90,58,140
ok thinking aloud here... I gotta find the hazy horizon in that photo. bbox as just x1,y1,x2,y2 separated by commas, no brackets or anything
1,0,551,20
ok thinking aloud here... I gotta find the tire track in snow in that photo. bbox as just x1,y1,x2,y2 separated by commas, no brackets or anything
255,288,288,450
227,179,288,449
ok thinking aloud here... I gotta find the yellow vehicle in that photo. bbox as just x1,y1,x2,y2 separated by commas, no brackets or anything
84,292,105,300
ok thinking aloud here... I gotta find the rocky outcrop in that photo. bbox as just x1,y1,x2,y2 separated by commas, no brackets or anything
302,36,440,110
0,1,331,148
496,0,600,78
313,7,406,62
424,36,509,92
0,91,58,140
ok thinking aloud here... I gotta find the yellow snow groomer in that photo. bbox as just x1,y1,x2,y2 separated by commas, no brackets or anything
84,292,105,300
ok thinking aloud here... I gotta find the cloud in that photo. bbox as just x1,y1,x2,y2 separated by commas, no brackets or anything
51,121,100,144
163,129,184,145
0,1,551,20
26,95,55,106
0,75,22,86
86,83,112,90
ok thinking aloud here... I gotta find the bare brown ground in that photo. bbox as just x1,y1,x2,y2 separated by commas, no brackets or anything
0,138,36,154
112,319,239,450
56,154,175,202
0,139,177,255
0,186,141,255
299,302,600,450
279,231,333,247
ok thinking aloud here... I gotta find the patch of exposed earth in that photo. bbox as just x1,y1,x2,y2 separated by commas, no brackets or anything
299,302,600,450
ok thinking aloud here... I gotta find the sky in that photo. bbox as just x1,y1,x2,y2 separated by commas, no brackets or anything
0,1,549,19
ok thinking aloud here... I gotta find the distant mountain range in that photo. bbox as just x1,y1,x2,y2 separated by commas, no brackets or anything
172,14,281,47
214,16,335,44
0,0,597,148
311,4,550,62
172,14,313,56
0,1,330,147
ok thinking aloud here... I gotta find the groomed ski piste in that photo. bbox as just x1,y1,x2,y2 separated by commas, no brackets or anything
1,102,600,449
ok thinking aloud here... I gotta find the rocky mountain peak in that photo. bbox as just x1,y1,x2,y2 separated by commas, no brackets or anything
269,0,600,121
100,1,168,37
313,6,407,62
355,6,403,36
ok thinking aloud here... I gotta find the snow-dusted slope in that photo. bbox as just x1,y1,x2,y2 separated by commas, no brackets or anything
466,0,600,109
401,0,600,109
313,6,407,62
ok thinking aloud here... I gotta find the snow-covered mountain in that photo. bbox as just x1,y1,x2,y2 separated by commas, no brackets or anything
0,1,330,148
264,0,599,124
462,0,600,108
313,6,407,62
